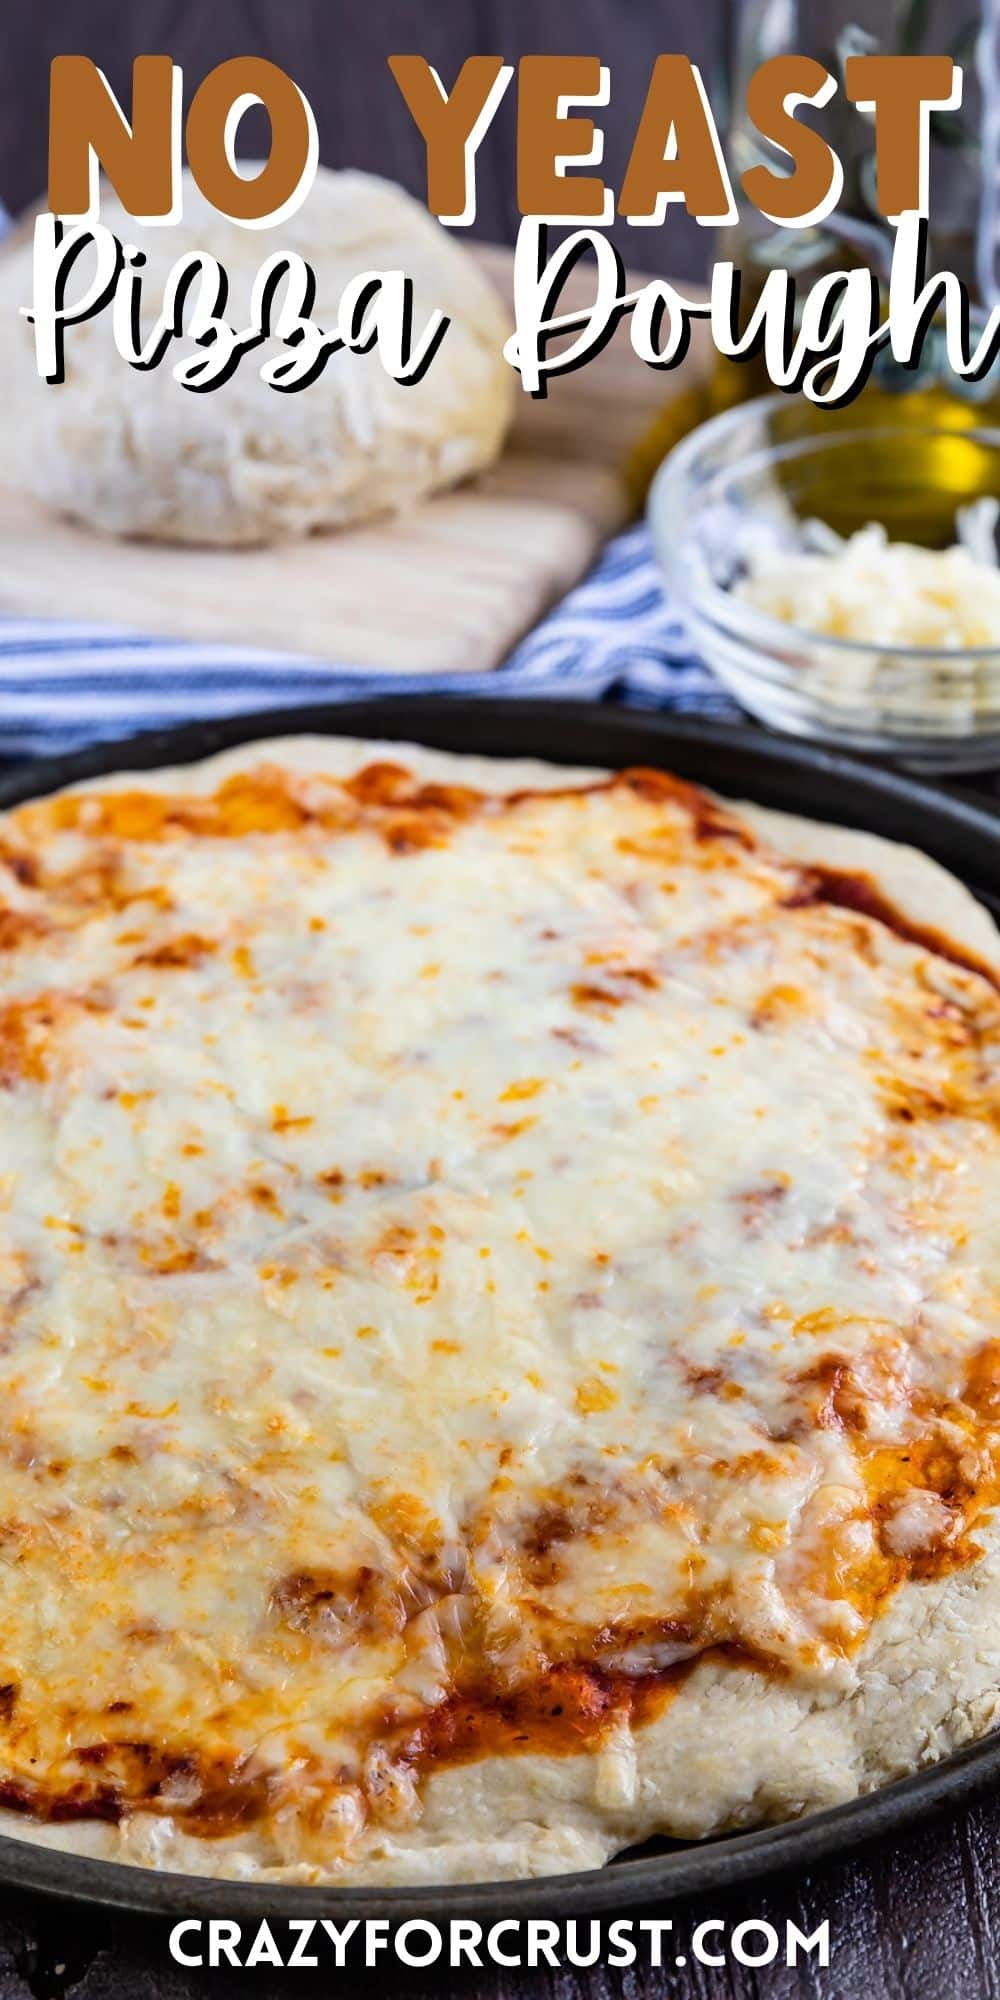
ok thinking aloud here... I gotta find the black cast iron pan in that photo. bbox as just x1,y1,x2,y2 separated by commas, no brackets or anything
0,695,997,1921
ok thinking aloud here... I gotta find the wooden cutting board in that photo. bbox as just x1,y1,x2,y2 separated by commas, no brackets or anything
0,244,710,670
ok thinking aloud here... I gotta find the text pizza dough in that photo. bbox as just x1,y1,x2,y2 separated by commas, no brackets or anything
0,170,514,545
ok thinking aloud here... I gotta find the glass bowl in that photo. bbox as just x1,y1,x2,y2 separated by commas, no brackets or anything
647,393,1000,771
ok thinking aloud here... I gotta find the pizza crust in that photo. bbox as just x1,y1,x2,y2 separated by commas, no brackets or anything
0,734,997,1885
738,801,1000,972
4,1544,1000,1883
46,733,1000,972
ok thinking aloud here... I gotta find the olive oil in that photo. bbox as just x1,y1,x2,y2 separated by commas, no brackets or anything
629,0,1000,515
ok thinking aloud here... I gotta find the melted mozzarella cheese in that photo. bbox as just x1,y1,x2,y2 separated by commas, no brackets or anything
0,742,996,1874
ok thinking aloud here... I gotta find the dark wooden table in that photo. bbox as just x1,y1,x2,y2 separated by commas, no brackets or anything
1,3,999,1993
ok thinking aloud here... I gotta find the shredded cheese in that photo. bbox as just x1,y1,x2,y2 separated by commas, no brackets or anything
735,505,1000,652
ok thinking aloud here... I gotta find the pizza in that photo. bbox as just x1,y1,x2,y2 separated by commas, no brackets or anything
0,733,996,1885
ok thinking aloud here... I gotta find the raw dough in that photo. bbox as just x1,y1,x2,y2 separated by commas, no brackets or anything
0,170,514,546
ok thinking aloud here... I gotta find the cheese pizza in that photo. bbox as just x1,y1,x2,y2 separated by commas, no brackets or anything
0,734,996,1884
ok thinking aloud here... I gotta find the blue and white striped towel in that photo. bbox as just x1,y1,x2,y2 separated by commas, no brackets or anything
0,524,736,760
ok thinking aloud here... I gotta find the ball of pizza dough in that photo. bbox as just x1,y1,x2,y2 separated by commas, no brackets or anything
0,168,515,546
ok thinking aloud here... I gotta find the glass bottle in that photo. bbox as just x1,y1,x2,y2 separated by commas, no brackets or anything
631,0,1000,507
